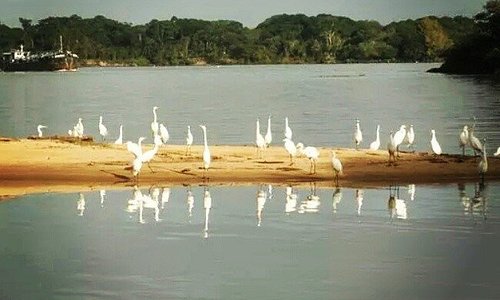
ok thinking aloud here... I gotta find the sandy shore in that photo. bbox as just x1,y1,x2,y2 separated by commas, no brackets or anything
0,137,498,198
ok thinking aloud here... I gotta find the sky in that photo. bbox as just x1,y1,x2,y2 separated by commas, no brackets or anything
0,0,488,28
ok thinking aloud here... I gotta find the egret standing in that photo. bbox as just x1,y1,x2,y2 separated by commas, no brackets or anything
159,123,169,144
459,125,469,156
430,129,442,155
265,115,272,147
114,125,123,145
406,125,415,150
98,116,108,141
256,119,266,159
284,117,292,140
369,125,380,150
186,125,194,155
393,125,407,156
331,150,343,187
200,125,211,178
296,143,320,174
151,106,159,137
468,127,483,156
354,119,363,150
478,138,488,184
387,131,396,165
494,147,500,157
75,118,84,138
37,125,47,138
283,138,297,165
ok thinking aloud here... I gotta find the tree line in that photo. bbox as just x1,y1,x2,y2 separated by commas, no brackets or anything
0,13,477,66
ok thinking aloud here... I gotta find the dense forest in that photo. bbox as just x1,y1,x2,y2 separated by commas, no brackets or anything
0,12,478,66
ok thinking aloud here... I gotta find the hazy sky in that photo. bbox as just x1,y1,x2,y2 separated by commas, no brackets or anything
0,0,488,28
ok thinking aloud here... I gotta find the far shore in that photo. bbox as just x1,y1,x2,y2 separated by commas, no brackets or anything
0,137,498,198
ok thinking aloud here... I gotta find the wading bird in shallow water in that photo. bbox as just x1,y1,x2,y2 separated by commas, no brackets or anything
37,125,47,138
369,125,380,151
387,131,397,165
151,106,159,137
98,116,108,141
283,138,297,165
430,129,442,155
354,119,362,150
296,143,319,174
459,125,469,156
479,138,488,184
114,125,123,145
255,119,266,159
265,115,272,147
284,117,292,140
331,150,343,187
186,125,193,155
199,125,211,179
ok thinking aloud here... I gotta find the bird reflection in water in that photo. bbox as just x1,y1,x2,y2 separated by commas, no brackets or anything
161,187,170,210
256,185,267,227
460,182,488,220
387,186,407,220
126,186,160,224
298,182,320,214
76,193,85,216
99,190,106,208
268,184,273,200
186,186,194,221
332,188,343,213
203,186,212,239
407,184,416,201
285,186,298,214
356,189,364,216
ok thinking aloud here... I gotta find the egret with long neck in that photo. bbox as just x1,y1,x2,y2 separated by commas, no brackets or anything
114,125,123,145
200,125,211,179
265,115,272,147
369,125,380,150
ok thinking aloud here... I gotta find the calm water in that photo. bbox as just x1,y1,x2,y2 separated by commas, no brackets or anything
0,184,499,299
0,64,499,153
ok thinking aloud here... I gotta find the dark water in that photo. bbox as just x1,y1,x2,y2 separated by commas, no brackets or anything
1,183,499,299
0,64,499,153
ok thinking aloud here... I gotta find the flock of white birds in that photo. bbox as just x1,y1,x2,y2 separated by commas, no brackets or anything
33,109,496,183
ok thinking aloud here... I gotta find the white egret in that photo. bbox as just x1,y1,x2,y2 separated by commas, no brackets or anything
459,125,469,156
354,119,362,150
494,147,500,157
296,143,320,174
114,125,123,145
141,144,160,173
406,125,415,150
284,117,292,140
369,125,380,150
200,125,211,177
478,138,488,183
387,131,397,164
75,118,84,138
393,125,407,156
186,125,194,155
468,127,483,156
151,106,159,137
126,137,146,159
159,123,169,144
256,119,266,159
430,129,442,155
153,133,163,147
265,115,272,147
98,116,108,141
283,138,297,165
37,125,47,138
331,150,343,187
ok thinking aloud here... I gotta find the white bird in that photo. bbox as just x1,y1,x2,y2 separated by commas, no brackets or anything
285,186,298,214
151,106,159,137
406,125,415,150
256,187,267,226
141,144,159,173
369,125,380,150
354,119,362,150
75,117,84,138
494,147,500,157
99,190,106,207
478,139,488,183
132,157,143,180
126,137,146,159
459,125,469,156
98,116,108,141
114,125,123,145
256,119,266,159
393,125,407,156
153,133,163,147
265,115,272,147
159,123,169,144
387,131,397,164
284,117,292,140
468,127,483,156
283,138,297,165
332,188,343,213
200,125,211,177
331,150,343,186
77,193,85,216
430,129,442,155
37,125,47,138
203,188,212,238
186,125,193,155
356,189,364,216
296,143,320,174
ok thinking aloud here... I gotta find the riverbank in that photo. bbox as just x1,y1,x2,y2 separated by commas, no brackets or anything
0,138,498,198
